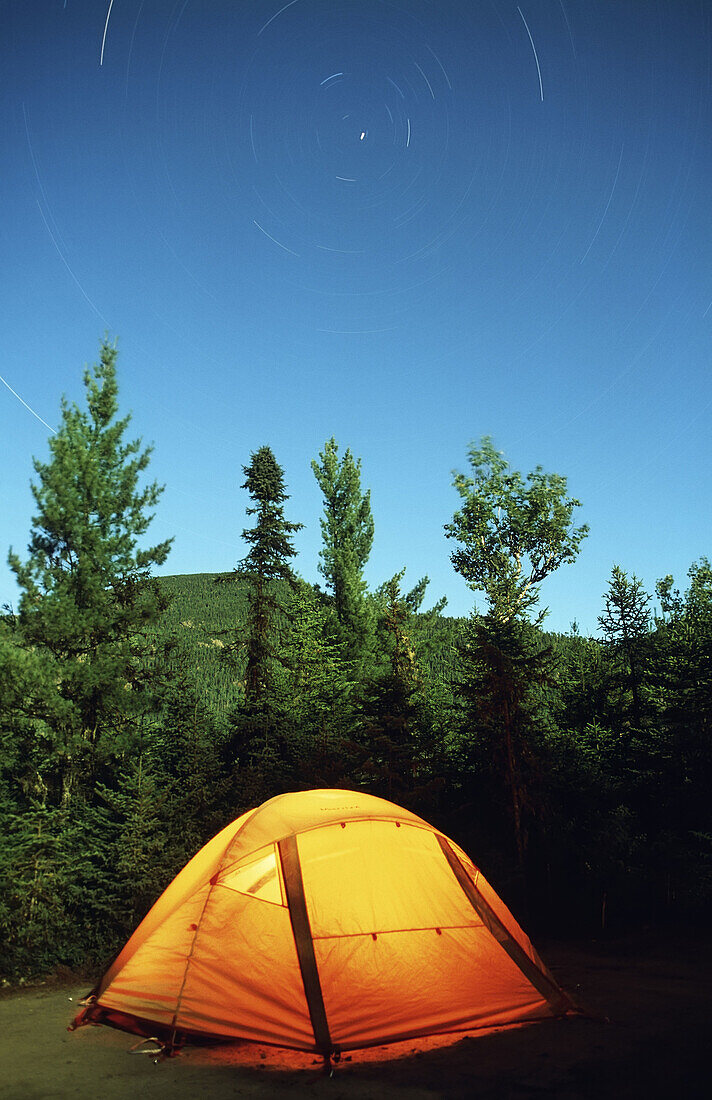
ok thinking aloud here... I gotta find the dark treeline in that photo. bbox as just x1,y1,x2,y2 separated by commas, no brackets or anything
2,342,711,980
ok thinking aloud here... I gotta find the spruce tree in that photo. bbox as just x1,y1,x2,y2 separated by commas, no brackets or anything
311,437,374,660
646,563,712,914
93,754,169,931
357,571,443,811
238,445,303,706
599,565,651,728
453,615,555,878
273,580,355,786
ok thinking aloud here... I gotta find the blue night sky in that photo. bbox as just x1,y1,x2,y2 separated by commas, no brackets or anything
1,1,710,634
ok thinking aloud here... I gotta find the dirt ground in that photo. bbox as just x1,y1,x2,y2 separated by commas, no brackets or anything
2,936,712,1099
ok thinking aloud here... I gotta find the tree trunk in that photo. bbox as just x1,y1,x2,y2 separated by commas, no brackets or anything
503,696,526,875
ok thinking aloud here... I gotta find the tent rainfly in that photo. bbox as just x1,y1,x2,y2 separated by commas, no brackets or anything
70,789,576,1058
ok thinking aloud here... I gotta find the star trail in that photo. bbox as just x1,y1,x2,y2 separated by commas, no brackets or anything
1,0,710,633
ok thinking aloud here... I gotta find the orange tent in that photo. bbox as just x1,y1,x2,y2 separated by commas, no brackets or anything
71,789,574,1056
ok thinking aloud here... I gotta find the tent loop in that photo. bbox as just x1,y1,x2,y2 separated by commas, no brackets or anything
323,1047,342,1076
129,1037,164,1056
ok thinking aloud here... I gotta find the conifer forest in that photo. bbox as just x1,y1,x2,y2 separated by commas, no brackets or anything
2,341,711,980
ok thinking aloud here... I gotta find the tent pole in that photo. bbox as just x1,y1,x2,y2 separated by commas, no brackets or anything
278,835,334,1059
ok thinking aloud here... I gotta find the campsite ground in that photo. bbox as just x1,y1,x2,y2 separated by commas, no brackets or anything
2,935,711,1099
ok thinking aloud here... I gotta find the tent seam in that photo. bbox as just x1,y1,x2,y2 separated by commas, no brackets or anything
234,814,434,859
167,807,262,1042
310,921,482,941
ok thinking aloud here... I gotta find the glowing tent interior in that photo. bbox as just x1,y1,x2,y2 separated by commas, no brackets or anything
71,789,575,1056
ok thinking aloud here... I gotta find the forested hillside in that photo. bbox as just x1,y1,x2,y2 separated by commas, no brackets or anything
152,571,461,716
154,572,249,715
2,343,711,982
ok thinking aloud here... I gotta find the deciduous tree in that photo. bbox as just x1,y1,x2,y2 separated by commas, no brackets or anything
445,436,588,625
445,438,587,887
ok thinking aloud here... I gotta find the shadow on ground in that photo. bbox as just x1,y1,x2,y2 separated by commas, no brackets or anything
2,938,711,1099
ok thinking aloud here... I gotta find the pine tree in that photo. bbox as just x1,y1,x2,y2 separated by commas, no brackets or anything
311,437,374,661
7,339,172,810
